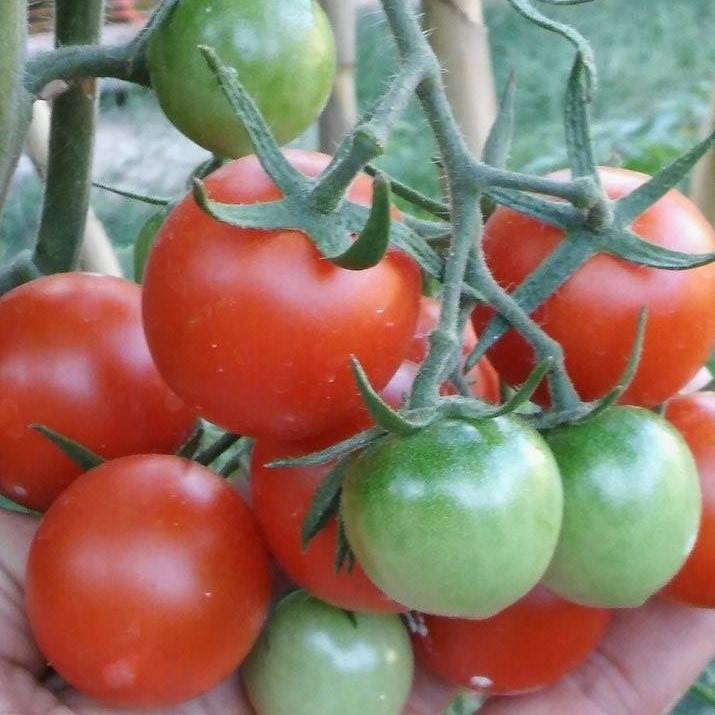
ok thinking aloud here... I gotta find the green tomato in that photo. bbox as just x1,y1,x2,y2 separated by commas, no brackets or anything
543,406,701,608
341,416,563,618
243,591,413,715
147,0,336,158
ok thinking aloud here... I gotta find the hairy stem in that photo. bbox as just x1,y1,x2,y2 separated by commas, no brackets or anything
33,0,106,275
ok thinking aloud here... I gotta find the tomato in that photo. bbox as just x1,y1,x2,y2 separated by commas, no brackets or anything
243,590,413,715
148,0,335,158
543,407,701,608
411,586,611,695
661,392,715,607
0,273,196,512
341,415,563,618
25,455,271,707
251,437,404,614
472,167,715,407
143,150,421,441
134,207,168,283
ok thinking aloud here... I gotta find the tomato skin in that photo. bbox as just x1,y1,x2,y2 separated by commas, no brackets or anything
472,167,715,407
25,455,271,707
543,407,701,608
243,590,414,715
661,392,715,607
411,586,611,695
143,150,421,441
0,273,195,512
251,438,405,614
148,0,335,158
341,416,563,618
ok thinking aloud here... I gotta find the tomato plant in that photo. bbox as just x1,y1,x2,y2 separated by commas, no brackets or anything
411,586,611,695
148,0,336,158
341,415,563,618
25,454,271,707
661,392,715,608
472,168,715,408
142,150,421,441
0,273,196,512
543,407,701,608
243,590,413,715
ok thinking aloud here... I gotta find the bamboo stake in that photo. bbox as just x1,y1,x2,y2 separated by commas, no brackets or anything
422,0,497,159
692,78,715,225
319,0,358,152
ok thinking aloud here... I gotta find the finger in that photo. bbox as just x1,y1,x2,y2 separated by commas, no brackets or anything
0,509,39,584
403,665,460,715
479,598,715,715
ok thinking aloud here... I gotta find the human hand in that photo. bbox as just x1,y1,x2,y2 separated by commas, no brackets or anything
1,508,713,715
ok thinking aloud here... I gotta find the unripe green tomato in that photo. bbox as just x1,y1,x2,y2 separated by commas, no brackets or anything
243,591,413,715
543,406,701,608
341,416,563,618
147,0,336,158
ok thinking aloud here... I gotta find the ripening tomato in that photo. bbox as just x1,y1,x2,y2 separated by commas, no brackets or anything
411,586,611,695
148,0,336,158
341,415,563,618
243,591,414,715
543,407,701,608
251,437,405,614
0,273,195,512
661,392,715,607
25,455,271,707
143,150,421,441
472,167,715,407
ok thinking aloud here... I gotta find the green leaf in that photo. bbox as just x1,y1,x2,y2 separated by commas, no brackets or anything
334,514,356,574
615,130,715,226
483,72,516,169
92,182,171,206
581,308,648,421
365,165,450,220
268,427,385,468
506,0,597,92
465,235,594,371
301,459,351,549
31,425,104,471
176,426,204,459
134,207,169,283
350,356,426,435
198,46,305,193
489,359,553,416
482,188,573,228
606,229,715,269
195,432,241,466
564,55,597,179
330,172,392,270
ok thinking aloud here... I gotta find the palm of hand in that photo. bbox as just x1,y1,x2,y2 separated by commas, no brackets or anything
1,510,714,715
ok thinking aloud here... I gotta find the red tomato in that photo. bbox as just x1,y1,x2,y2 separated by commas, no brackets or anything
0,273,196,512
662,392,715,607
249,298,498,614
142,150,421,441
25,455,271,706
411,586,611,695
251,436,405,614
472,168,715,407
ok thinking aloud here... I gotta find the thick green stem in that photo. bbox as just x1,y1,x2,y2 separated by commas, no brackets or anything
25,44,150,96
382,0,581,412
33,0,106,276
0,0,32,216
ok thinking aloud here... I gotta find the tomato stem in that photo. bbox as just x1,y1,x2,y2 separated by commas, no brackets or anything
32,0,106,276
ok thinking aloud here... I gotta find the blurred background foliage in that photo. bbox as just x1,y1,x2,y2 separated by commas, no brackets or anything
3,0,715,276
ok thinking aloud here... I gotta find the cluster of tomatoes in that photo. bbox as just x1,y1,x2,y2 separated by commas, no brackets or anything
1,147,714,713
